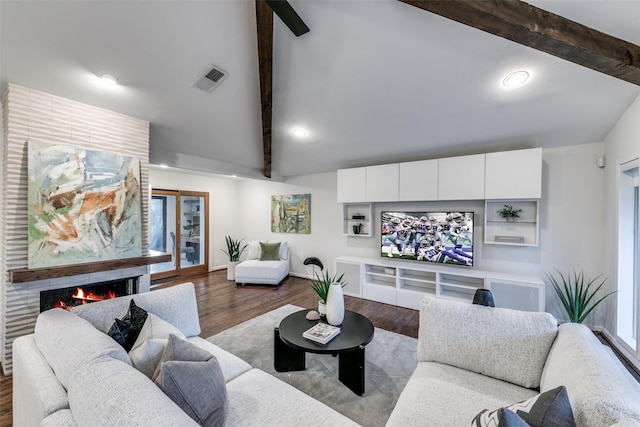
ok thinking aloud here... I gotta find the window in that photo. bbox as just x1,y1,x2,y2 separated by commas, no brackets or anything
617,159,639,350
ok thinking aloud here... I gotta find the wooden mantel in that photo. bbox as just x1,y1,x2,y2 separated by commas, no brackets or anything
9,253,171,283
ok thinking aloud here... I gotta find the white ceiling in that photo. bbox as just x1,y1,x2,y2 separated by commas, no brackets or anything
2,0,639,180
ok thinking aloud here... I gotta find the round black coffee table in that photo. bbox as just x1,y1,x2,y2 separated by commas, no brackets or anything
274,309,374,395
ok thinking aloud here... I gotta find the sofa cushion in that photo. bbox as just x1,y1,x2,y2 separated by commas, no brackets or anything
72,282,201,338
474,408,530,427
34,308,131,389
279,241,289,260
128,313,186,377
68,356,199,426
472,386,575,427
386,362,537,427
107,299,148,351
153,335,228,427
418,296,557,388
188,337,252,382
540,323,640,426
259,242,281,260
234,259,289,285
225,368,358,426
39,409,77,427
245,240,262,260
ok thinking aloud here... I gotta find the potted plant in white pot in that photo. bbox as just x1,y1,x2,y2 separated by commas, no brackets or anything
310,270,347,325
221,236,247,281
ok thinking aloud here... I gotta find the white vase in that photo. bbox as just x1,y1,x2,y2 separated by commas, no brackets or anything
227,261,239,281
318,300,327,318
326,283,345,326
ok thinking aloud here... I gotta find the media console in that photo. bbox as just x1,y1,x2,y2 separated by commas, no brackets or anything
335,256,545,312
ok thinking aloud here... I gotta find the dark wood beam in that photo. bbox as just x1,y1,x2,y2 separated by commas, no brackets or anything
399,0,640,86
256,0,273,178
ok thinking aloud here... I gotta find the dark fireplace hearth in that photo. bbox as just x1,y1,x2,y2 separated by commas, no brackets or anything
40,278,139,312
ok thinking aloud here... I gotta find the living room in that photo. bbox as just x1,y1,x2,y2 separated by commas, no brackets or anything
2,1,640,426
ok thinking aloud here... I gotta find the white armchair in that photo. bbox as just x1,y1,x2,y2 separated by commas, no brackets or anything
235,241,290,286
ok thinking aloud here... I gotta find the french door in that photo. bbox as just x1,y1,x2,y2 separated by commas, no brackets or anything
150,189,209,280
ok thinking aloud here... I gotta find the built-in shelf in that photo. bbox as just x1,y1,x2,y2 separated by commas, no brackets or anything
9,253,171,283
336,256,545,312
485,200,539,246
343,203,373,237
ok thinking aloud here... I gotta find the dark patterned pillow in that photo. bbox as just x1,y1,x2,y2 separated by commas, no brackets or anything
107,299,148,351
472,386,575,427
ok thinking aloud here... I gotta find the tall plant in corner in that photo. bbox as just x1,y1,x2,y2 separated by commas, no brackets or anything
546,268,616,323
221,236,247,262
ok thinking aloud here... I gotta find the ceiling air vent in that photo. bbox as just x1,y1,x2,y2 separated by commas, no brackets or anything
192,65,228,93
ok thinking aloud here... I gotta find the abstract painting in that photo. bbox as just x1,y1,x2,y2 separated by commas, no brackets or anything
271,194,311,234
27,141,142,268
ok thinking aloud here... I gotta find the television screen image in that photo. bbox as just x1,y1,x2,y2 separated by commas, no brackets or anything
381,211,474,267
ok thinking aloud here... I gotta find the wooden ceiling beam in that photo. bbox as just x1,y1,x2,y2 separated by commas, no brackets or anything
256,0,273,178
399,0,640,86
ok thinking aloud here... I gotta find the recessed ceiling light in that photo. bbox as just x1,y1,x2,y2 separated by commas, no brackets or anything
292,127,308,137
503,71,529,87
97,73,119,86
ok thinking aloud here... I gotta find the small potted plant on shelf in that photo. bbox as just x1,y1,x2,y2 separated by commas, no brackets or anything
497,204,523,222
311,270,346,320
221,236,248,281
546,268,616,324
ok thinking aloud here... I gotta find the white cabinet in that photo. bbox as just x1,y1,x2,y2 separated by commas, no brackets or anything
485,200,539,246
485,148,542,199
438,154,486,200
342,203,373,237
335,256,546,312
399,159,438,201
366,164,399,202
337,167,366,203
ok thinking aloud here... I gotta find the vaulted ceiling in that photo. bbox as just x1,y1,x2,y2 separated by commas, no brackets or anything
2,1,639,180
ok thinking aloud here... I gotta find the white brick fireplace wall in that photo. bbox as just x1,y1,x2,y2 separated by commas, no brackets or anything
1,84,150,373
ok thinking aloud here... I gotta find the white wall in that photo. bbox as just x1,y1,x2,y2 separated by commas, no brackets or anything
602,93,640,359
149,168,240,269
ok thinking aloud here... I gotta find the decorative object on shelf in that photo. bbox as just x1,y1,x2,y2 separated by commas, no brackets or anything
310,270,346,323
326,283,345,326
546,269,616,323
352,223,363,234
303,257,324,318
183,219,198,237
472,289,495,307
221,236,248,281
271,193,311,234
497,204,523,222
352,214,365,220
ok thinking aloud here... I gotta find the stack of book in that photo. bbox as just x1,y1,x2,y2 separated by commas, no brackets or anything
303,322,341,344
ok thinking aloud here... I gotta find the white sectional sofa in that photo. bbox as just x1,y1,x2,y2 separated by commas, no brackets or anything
12,282,357,427
235,241,290,285
386,296,640,427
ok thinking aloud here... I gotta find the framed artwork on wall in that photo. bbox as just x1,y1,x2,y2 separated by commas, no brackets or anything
27,140,142,268
271,193,311,234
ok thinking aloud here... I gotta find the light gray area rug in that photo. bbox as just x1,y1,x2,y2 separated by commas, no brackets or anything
207,305,418,427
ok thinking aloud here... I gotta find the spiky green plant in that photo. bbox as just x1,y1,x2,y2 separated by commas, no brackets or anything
546,268,616,323
310,270,347,303
221,236,247,262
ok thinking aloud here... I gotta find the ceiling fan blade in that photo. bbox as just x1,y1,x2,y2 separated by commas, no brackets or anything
264,0,309,37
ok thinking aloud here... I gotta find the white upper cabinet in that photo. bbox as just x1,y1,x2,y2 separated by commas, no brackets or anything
399,159,438,201
485,148,542,199
366,164,399,202
437,154,486,200
337,167,367,203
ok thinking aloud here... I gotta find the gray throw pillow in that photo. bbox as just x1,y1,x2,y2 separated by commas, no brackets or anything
153,334,228,427
472,386,575,427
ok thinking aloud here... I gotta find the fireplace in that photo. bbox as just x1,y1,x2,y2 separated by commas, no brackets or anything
40,277,139,312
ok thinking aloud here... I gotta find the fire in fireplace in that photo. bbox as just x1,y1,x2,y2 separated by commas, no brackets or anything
40,278,138,312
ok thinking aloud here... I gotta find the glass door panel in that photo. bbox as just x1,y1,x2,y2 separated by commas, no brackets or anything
150,191,178,280
178,191,209,276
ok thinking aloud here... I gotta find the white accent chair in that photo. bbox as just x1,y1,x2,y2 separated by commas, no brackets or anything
235,241,290,286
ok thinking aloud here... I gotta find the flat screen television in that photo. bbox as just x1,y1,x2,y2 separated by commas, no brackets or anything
381,211,474,267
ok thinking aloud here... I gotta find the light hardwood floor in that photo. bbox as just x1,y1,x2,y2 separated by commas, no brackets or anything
0,271,419,427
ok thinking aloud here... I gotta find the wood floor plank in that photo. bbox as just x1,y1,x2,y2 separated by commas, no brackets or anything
0,270,418,426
